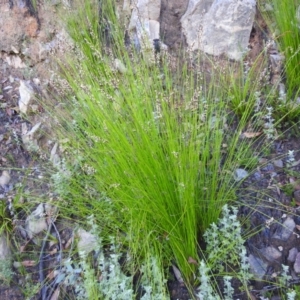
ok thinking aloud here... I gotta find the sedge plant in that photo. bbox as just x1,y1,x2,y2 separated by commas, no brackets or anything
49,0,272,291
258,0,300,121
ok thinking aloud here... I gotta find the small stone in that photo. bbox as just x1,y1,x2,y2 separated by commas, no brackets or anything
33,78,40,85
270,172,277,178
273,217,296,241
278,246,283,252
19,80,34,114
234,168,248,181
13,262,22,268
261,163,274,172
11,46,19,54
249,254,268,280
4,56,26,68
25,203,48,239
0,171,10,188
294,190,300,203
114,59,127,74
77,228,99,254
30,104,39,113
259,158,268,164
288,247,298,263
260,246,282,262
294,253,300,273
0,170,10,188
253,171,262,180
273,159,283,168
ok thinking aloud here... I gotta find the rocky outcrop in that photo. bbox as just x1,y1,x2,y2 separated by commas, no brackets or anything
181,0,256,60
126,0,256,60
1,0,257,61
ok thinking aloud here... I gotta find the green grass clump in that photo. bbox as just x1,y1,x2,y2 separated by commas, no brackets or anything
258,0,300,121
51,0,266,289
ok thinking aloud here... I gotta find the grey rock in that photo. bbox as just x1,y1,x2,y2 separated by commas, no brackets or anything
260,246,282,262
0,171,11,189
234,168,248,181
77,228,99,254
19,80,34,115
253,171,262,180
25,203,52,239
288,247,298,263
294,253,300,273
249,254,268,280
273,217,296,241
181,0,256,60
261,163,275,172
273,159,283,168
270,172,278,178
294,190,300,203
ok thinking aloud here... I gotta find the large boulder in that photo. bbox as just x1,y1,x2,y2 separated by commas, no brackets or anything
180,0,214,49
181,0,256,60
